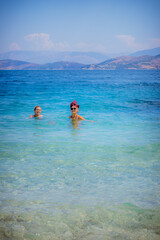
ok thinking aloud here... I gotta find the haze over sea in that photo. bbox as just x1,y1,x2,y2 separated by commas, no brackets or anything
0,70,160,240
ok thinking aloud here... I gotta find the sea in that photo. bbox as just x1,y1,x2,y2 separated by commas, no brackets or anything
0,70,160,240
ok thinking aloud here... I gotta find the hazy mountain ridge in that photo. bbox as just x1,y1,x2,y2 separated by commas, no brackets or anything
0,55,160,70
0,59,86,70
0,51,109,64
130,47,160,57
41,61,86,70
82,55,160,70
0,47,160,64
0,59,40,70
0,46,160,69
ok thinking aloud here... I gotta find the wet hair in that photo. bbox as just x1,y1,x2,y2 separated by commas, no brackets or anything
70,100,79,109
34,106,41,111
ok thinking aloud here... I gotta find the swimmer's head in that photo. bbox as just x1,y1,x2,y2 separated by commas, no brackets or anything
34,106,42,116
70,100,79,109
70,100,79,114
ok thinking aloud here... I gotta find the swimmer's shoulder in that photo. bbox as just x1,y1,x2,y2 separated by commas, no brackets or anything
77,115,85,120
69,115,85,120
29,114,43,118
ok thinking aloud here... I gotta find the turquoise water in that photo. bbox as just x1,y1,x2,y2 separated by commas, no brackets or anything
0,70,160,239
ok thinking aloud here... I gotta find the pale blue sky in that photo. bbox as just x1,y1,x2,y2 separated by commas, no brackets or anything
0,0,160,54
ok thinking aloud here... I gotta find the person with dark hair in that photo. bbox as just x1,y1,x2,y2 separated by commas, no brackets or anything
69,100,85,120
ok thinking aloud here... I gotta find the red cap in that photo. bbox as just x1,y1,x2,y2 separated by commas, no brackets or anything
70,100,79,108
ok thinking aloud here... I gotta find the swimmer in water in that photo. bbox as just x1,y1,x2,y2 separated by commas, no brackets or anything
30,106,43,118
69,100,85,120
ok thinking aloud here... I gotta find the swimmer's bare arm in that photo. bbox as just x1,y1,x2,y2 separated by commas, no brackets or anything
77,115,85,120
69,115,93,121
26,115,43,119
77,115,94,121
26,115,34,119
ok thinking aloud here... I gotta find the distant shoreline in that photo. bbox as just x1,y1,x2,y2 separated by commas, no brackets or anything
0,54,160,70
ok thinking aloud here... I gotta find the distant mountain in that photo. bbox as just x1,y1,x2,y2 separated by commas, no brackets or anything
40,61,86,70
0,59,40,70
1,55,160,70
82,55,160,70
0,59,86,70
130,47,160,57
0,50,109,64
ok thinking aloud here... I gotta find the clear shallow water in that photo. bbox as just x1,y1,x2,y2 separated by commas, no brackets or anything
0,70,160,239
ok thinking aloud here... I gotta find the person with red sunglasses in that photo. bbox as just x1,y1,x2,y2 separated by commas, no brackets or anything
69,100,85,120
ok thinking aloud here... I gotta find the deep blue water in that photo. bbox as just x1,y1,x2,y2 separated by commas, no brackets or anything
0,70,160,239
